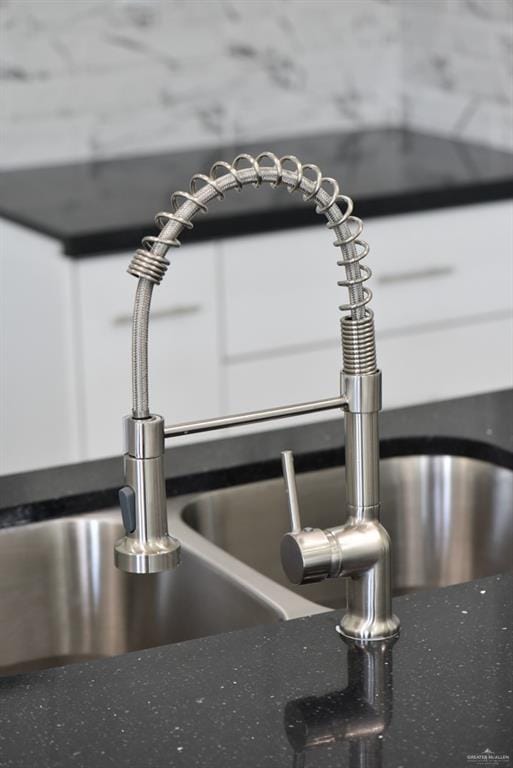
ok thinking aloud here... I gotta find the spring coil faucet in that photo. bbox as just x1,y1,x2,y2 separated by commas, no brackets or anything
115,152,400,642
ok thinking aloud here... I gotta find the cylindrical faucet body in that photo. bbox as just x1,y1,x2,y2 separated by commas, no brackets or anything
344,412,380,515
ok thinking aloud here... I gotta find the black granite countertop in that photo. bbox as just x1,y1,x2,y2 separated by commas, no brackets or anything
0,128,512,256
0,573,511,767
0,390,512,766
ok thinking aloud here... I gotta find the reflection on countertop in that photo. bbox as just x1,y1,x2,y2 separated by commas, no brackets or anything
0,573,511,768
285,636,396,768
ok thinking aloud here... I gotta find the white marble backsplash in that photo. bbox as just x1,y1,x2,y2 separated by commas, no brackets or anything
402,0,513,152
0,0,511,170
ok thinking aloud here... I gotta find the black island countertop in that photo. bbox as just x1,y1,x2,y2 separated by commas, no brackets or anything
0,389,512,767
0,128,512,256
0,573,511,768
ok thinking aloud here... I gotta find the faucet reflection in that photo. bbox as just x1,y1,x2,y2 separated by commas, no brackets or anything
284,637,396,768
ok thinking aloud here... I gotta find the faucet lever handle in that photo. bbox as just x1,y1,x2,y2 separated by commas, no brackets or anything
280,450,335,585
281,451,302,533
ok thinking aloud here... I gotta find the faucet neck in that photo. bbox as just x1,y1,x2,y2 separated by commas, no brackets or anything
127,152,376,419
344,411,380,520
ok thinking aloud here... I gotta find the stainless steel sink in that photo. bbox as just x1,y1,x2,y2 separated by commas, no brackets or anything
182,454,513,609
2,452,511,677
0,512,284,676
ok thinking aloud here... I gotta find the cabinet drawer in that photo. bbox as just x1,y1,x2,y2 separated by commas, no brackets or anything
76,243,221,459
222,201,513,359
225,315,513,416
368,201,513,335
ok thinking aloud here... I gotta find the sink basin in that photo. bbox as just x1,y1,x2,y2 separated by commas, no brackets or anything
0,512,281,676
183,454,513,609
3,452,511,677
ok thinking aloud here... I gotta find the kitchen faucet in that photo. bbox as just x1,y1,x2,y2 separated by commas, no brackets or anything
115,152,400,642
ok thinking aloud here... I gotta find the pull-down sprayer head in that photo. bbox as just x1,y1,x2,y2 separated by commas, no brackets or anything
115,414,180,574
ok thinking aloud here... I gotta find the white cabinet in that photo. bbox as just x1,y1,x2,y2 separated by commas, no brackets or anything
222,200,513,414
222,225,340,359
0,226,221,473
226,316,513,416
366,202,513,333
377,315,513,408
223,201,513,358
1,199,512,475
0,220,79,475
75,243,222,460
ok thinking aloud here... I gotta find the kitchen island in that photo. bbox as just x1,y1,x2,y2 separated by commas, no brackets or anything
0,389,511,767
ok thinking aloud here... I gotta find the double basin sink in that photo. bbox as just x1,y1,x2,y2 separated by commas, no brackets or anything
1,452,512,675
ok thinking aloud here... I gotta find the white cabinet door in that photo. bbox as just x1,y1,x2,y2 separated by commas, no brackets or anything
367,201,513,334
0,219,79,474
222,200,513,415
377,316,513,409
222,201,513,359
226,316,513,417
76,242,221,460
222,225,339,360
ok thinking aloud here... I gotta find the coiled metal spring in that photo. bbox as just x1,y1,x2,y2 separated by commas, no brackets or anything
341,314,377,375
130,152,377,416
129,152,372,314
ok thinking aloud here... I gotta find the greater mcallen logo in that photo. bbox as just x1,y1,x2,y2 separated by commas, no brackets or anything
467,748,510,765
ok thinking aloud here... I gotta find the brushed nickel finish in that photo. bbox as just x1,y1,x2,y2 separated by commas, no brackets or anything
115,415,180,574
118,151,398,640
183,454,513,607
123,413,164,459
280,449,398,641
163,395,347,438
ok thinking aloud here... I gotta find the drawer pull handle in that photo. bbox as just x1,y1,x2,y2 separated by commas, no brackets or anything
113,304,202,326
377,266,454,285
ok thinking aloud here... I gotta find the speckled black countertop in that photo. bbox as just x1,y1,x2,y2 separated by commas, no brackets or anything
0,128,512,256
0,573,511,767
0,389,512,767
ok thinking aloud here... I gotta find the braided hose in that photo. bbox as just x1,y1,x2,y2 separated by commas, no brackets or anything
128,153,376,418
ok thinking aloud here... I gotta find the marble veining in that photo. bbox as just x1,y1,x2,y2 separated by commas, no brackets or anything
1,0,510,170
0,0,401,168
402,0,513,153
